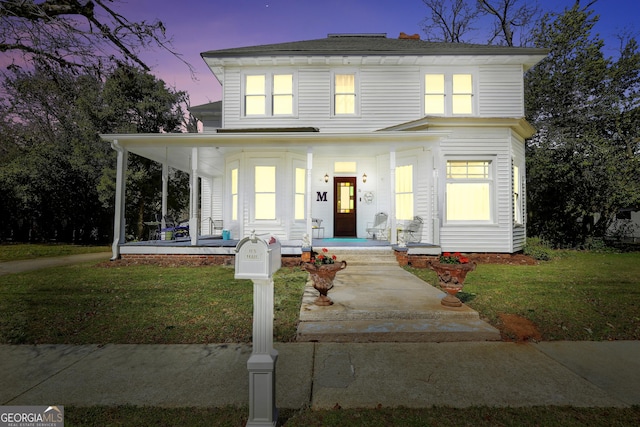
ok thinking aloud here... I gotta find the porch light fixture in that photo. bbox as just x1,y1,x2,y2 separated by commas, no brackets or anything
362,173,367,183
324,173,329,183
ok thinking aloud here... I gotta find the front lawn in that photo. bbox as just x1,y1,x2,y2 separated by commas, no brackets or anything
0,263,307,344
0,243,109,262
1,251,638,344
407,251,640,341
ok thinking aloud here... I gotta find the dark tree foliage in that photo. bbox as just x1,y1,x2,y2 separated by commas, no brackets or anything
0,0,190,74
0,63,189,242
525,3,640,247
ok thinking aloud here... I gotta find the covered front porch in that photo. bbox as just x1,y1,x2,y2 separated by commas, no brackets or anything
117,236,440,266
101,128,446,261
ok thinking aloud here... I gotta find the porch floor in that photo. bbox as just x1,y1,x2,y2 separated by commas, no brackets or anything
120,235,439,256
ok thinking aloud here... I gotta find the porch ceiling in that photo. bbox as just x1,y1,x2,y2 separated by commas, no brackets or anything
100,131,449,178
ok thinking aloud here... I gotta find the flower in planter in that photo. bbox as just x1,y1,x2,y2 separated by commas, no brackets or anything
439,252,470,264
311,248,337,266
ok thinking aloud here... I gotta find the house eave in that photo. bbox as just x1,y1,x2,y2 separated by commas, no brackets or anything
379,116,537,139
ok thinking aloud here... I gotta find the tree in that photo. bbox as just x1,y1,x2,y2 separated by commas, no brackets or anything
0,0,191,74
420,0,541,46
477,0,541,46
0,63,190,242
524,3,640,247
420,0,479,43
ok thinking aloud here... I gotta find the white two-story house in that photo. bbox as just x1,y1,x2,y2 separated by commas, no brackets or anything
101,33,547,260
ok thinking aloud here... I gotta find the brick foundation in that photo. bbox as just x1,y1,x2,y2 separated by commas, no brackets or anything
119,254,303,267
393,250,438,268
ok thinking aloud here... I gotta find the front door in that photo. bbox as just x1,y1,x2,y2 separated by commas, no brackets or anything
334,177,357,237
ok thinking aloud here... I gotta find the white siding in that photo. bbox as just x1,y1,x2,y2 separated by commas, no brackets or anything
439,128,514,253
478,65,524,117
511,132,527,251
223,65,425,132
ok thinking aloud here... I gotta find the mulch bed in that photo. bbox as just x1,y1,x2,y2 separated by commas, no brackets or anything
467,253,538,265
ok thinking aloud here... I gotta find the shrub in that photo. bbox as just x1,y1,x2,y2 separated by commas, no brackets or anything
524,237,554,261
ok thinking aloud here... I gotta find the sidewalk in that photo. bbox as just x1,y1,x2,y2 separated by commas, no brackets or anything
1,341,639,408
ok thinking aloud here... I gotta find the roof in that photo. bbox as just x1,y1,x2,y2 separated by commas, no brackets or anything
201,33,548,59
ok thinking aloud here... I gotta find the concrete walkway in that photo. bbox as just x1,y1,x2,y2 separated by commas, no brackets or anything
1,251,639,409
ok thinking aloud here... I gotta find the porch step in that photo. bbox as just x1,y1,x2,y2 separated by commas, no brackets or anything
318,248,398,266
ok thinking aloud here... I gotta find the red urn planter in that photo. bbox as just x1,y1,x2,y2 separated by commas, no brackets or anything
430,261,477,307
303,261,347,306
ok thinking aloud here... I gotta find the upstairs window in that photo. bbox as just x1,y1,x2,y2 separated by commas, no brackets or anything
334,73,357,115
244,73,295,116
424,72,474,116
452,74,473,115
425,74,445,115
245,75,266,116
273,74,293,115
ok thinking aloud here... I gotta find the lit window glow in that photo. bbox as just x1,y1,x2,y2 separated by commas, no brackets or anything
335,74,355,115
295,167,305,220
255,166,276,219
395,165,414,220
446,160,491,221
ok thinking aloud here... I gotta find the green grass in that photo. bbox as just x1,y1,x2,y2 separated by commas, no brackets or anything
407,251,640,341
64,405,640,426
0,243,109,262
3,249,640,426
0,263,307,344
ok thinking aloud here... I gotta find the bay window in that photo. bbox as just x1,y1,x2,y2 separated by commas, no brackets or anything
255,166,276,220
446,160,492,222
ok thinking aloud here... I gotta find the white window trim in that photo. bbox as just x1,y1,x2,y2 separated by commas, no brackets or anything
422,68,478,117
331,70,360,117
444,156,495,225
241,70,298,118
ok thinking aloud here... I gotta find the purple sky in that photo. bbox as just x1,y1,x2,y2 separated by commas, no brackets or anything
120,0,638,107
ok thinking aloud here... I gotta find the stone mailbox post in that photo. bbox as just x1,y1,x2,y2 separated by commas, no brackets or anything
235,231,281,427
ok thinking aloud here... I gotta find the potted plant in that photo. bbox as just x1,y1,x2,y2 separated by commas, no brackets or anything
302,248,347,306
430,252,476,307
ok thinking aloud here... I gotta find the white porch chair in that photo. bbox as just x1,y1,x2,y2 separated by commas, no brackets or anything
399,216,423,243
366,212,389,240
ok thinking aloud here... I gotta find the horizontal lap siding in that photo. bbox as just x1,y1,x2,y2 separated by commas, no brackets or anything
512,133,526,251
478,65,524,117
224,66,423,132
440,129,514,253
360,67,422,128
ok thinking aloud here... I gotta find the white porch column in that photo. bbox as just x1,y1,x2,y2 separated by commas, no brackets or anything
432,167,440,245
389,149,397,244
190,147,199,246
161,161,168,229
111,140,127,260
306,150,313,240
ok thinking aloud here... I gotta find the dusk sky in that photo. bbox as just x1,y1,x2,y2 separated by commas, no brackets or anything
120,0,639,107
